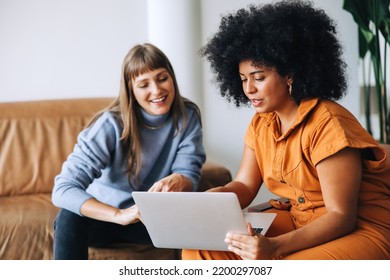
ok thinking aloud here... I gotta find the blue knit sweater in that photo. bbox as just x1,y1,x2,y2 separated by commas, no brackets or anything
52,105,206,215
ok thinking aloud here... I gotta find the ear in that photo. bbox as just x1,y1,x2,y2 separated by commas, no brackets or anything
286,76,293,86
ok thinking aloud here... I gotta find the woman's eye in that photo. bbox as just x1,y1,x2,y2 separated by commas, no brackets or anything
255,76,265,81
138,83,148,88
159,76,168,83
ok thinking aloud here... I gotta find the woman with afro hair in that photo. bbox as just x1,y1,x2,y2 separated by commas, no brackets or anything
183,1,390,260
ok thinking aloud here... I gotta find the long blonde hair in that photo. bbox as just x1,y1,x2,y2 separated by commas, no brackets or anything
88,43,198,181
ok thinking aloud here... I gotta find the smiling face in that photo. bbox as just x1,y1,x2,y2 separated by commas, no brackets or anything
132,68,175,116
239,60,292,114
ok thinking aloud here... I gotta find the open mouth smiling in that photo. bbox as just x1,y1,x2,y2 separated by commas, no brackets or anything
150,96,167,103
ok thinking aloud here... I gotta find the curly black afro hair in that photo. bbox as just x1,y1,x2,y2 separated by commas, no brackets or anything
201,0,348,107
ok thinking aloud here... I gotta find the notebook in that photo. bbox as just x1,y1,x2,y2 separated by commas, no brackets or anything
132,191,276,251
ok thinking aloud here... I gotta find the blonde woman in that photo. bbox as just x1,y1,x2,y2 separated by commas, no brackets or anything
52,43,206,259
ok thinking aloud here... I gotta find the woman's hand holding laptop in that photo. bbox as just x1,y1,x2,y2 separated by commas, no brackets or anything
225,223,275,260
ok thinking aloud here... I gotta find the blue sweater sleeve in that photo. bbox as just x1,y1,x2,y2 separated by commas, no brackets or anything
171,107,206,191
52,112,121,215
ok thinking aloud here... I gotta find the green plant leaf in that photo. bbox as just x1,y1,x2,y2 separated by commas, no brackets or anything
379,17,390,44
344,0,373,59
344,0,390,143
371,0,390,43
359,27,373,58
343,0,371,29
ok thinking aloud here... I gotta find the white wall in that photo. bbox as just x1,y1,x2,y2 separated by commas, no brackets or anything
146,0,203,108
0,0,148,101
0,0,359,204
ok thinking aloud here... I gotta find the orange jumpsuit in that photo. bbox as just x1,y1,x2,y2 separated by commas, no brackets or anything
183,98,390,259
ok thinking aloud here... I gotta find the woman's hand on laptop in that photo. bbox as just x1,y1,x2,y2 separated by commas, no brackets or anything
224,223,276,260
148,173,192,192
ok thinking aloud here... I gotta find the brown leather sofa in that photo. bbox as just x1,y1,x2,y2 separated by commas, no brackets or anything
0,98,232,260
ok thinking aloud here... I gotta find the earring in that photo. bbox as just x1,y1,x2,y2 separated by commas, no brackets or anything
288,83,292,95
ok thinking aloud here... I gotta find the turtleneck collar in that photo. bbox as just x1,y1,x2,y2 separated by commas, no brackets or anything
139,107,171,129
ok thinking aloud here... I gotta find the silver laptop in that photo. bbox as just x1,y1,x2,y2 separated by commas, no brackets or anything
132,191,276,251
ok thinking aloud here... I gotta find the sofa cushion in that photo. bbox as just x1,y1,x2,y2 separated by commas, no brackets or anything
198,160,232,191
0,194,182,260
0,98,113,196
0,194,56,259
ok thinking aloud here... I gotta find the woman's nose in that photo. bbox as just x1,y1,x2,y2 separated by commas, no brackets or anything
150,81,161,94
244,80,257,94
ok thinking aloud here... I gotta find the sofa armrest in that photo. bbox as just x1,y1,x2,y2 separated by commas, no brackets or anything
198,160,232,192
